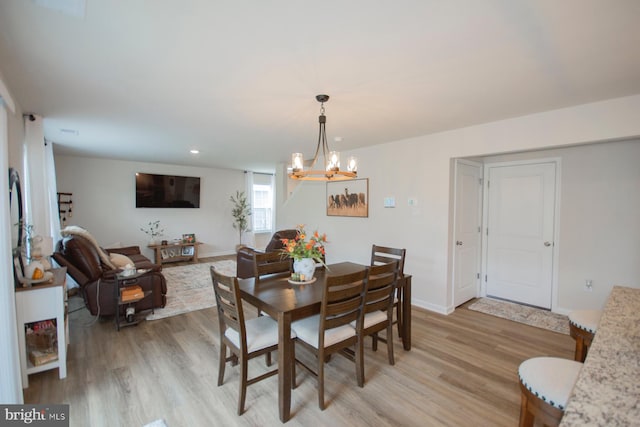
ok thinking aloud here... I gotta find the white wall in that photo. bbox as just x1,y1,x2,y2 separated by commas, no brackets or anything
1,71,25,401
481,139,640,312
276,94,640,314
54,155,246,260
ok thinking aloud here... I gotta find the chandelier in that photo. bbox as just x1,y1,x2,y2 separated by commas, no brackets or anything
288,95,357,181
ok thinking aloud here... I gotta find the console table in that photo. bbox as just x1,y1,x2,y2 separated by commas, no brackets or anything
148,242,202,265
15,267,67,388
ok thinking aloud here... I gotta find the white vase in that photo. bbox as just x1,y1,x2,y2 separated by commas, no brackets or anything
293,258,316,282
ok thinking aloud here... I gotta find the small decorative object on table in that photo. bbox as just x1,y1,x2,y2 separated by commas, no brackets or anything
281,224,327,283
182,233,196,244
140,220,164,246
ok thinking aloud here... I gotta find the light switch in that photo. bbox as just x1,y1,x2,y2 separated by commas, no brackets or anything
408,198,418,206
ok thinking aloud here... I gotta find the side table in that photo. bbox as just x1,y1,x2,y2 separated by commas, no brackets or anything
114,270,154,331
15,267,68,388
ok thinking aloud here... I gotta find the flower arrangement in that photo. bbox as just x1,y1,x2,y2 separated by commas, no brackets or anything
140,220,164,238
281,224,327,263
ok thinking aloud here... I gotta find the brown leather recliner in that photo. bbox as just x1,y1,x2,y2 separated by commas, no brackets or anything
53,236,167,316
236,229,297,278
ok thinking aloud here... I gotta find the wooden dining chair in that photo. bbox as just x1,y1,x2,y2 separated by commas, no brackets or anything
352,260,399,366
291,268,368,410
251,250,292,365
370,245,406,339
252,250,292,280
210,266,296,415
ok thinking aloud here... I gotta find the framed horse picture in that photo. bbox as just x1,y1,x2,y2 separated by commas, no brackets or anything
326,178,368,217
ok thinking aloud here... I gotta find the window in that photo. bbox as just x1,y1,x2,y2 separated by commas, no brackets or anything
250,174,274,233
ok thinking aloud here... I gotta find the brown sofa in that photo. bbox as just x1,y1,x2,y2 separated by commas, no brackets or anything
53,235,167,316
236,229,297,278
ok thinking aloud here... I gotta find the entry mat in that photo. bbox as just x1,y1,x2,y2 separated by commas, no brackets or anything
467,297,569,335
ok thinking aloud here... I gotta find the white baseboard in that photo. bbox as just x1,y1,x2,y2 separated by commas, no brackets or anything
199,250,236,258
412,298,454,315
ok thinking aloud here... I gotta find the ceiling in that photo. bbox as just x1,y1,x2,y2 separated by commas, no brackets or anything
1,0,639,173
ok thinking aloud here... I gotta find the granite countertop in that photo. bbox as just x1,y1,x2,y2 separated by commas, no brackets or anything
560,285,640,426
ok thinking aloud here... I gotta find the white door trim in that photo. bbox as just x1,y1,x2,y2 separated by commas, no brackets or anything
480,157,562,311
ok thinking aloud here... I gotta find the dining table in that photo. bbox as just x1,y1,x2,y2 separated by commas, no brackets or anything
238,261,412,423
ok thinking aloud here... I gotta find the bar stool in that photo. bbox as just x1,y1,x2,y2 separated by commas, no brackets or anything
568,309,601,362
518,357,582,427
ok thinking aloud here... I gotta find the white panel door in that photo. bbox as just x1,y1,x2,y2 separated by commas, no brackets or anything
486,162,556,309
453,161,482,307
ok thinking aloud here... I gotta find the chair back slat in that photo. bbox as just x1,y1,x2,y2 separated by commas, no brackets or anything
319,268,367,343
371,245,406,277
363,261,398,316
210,266,246,350
252,251,292,280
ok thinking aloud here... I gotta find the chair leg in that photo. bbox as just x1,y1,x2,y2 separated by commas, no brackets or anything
396,301,403,339
356,339,365,387
217,342,227,386
574,335,586,362
519,392,534,427
291,340,297,389
318,351,325,410
266,352,272,366
238,356,248,415
372,333,378,351
386,323,395,366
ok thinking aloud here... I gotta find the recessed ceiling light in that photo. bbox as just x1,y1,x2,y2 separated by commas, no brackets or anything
190,149,200,154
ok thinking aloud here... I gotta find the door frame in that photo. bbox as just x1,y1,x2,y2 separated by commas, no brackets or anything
451,159,483,308
480,157,562,311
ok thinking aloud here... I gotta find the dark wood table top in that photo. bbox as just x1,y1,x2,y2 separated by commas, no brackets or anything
238,261,367,321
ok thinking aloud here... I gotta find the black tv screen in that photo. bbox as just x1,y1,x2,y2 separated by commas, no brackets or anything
135,173,200,208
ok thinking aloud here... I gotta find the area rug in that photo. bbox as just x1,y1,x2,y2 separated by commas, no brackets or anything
467,297,569,335
145,260,236,321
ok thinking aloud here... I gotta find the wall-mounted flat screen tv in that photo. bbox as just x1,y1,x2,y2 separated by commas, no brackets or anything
136,173,201,208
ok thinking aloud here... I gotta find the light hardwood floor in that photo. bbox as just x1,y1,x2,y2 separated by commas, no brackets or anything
23,270,574,427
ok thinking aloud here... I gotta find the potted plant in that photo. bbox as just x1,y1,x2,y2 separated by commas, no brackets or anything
230,190,251,249
140,220,164,245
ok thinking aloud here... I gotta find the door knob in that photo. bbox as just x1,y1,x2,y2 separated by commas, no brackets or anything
544,241,552,247
456,241,463,246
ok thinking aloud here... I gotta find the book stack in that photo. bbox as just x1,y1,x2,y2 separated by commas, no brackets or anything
121,285,144,302
25,320,58,366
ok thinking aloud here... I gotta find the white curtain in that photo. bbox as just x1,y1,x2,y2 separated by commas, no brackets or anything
244,170,254,220
244,171,255,247
44,140,61,246
0,98,24,402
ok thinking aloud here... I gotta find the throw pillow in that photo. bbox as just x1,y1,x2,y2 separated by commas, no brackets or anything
110,253,134,268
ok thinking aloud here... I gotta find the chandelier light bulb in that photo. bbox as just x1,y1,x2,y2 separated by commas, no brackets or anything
292,153,304,171
347,156,357,172
327,151,340,171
